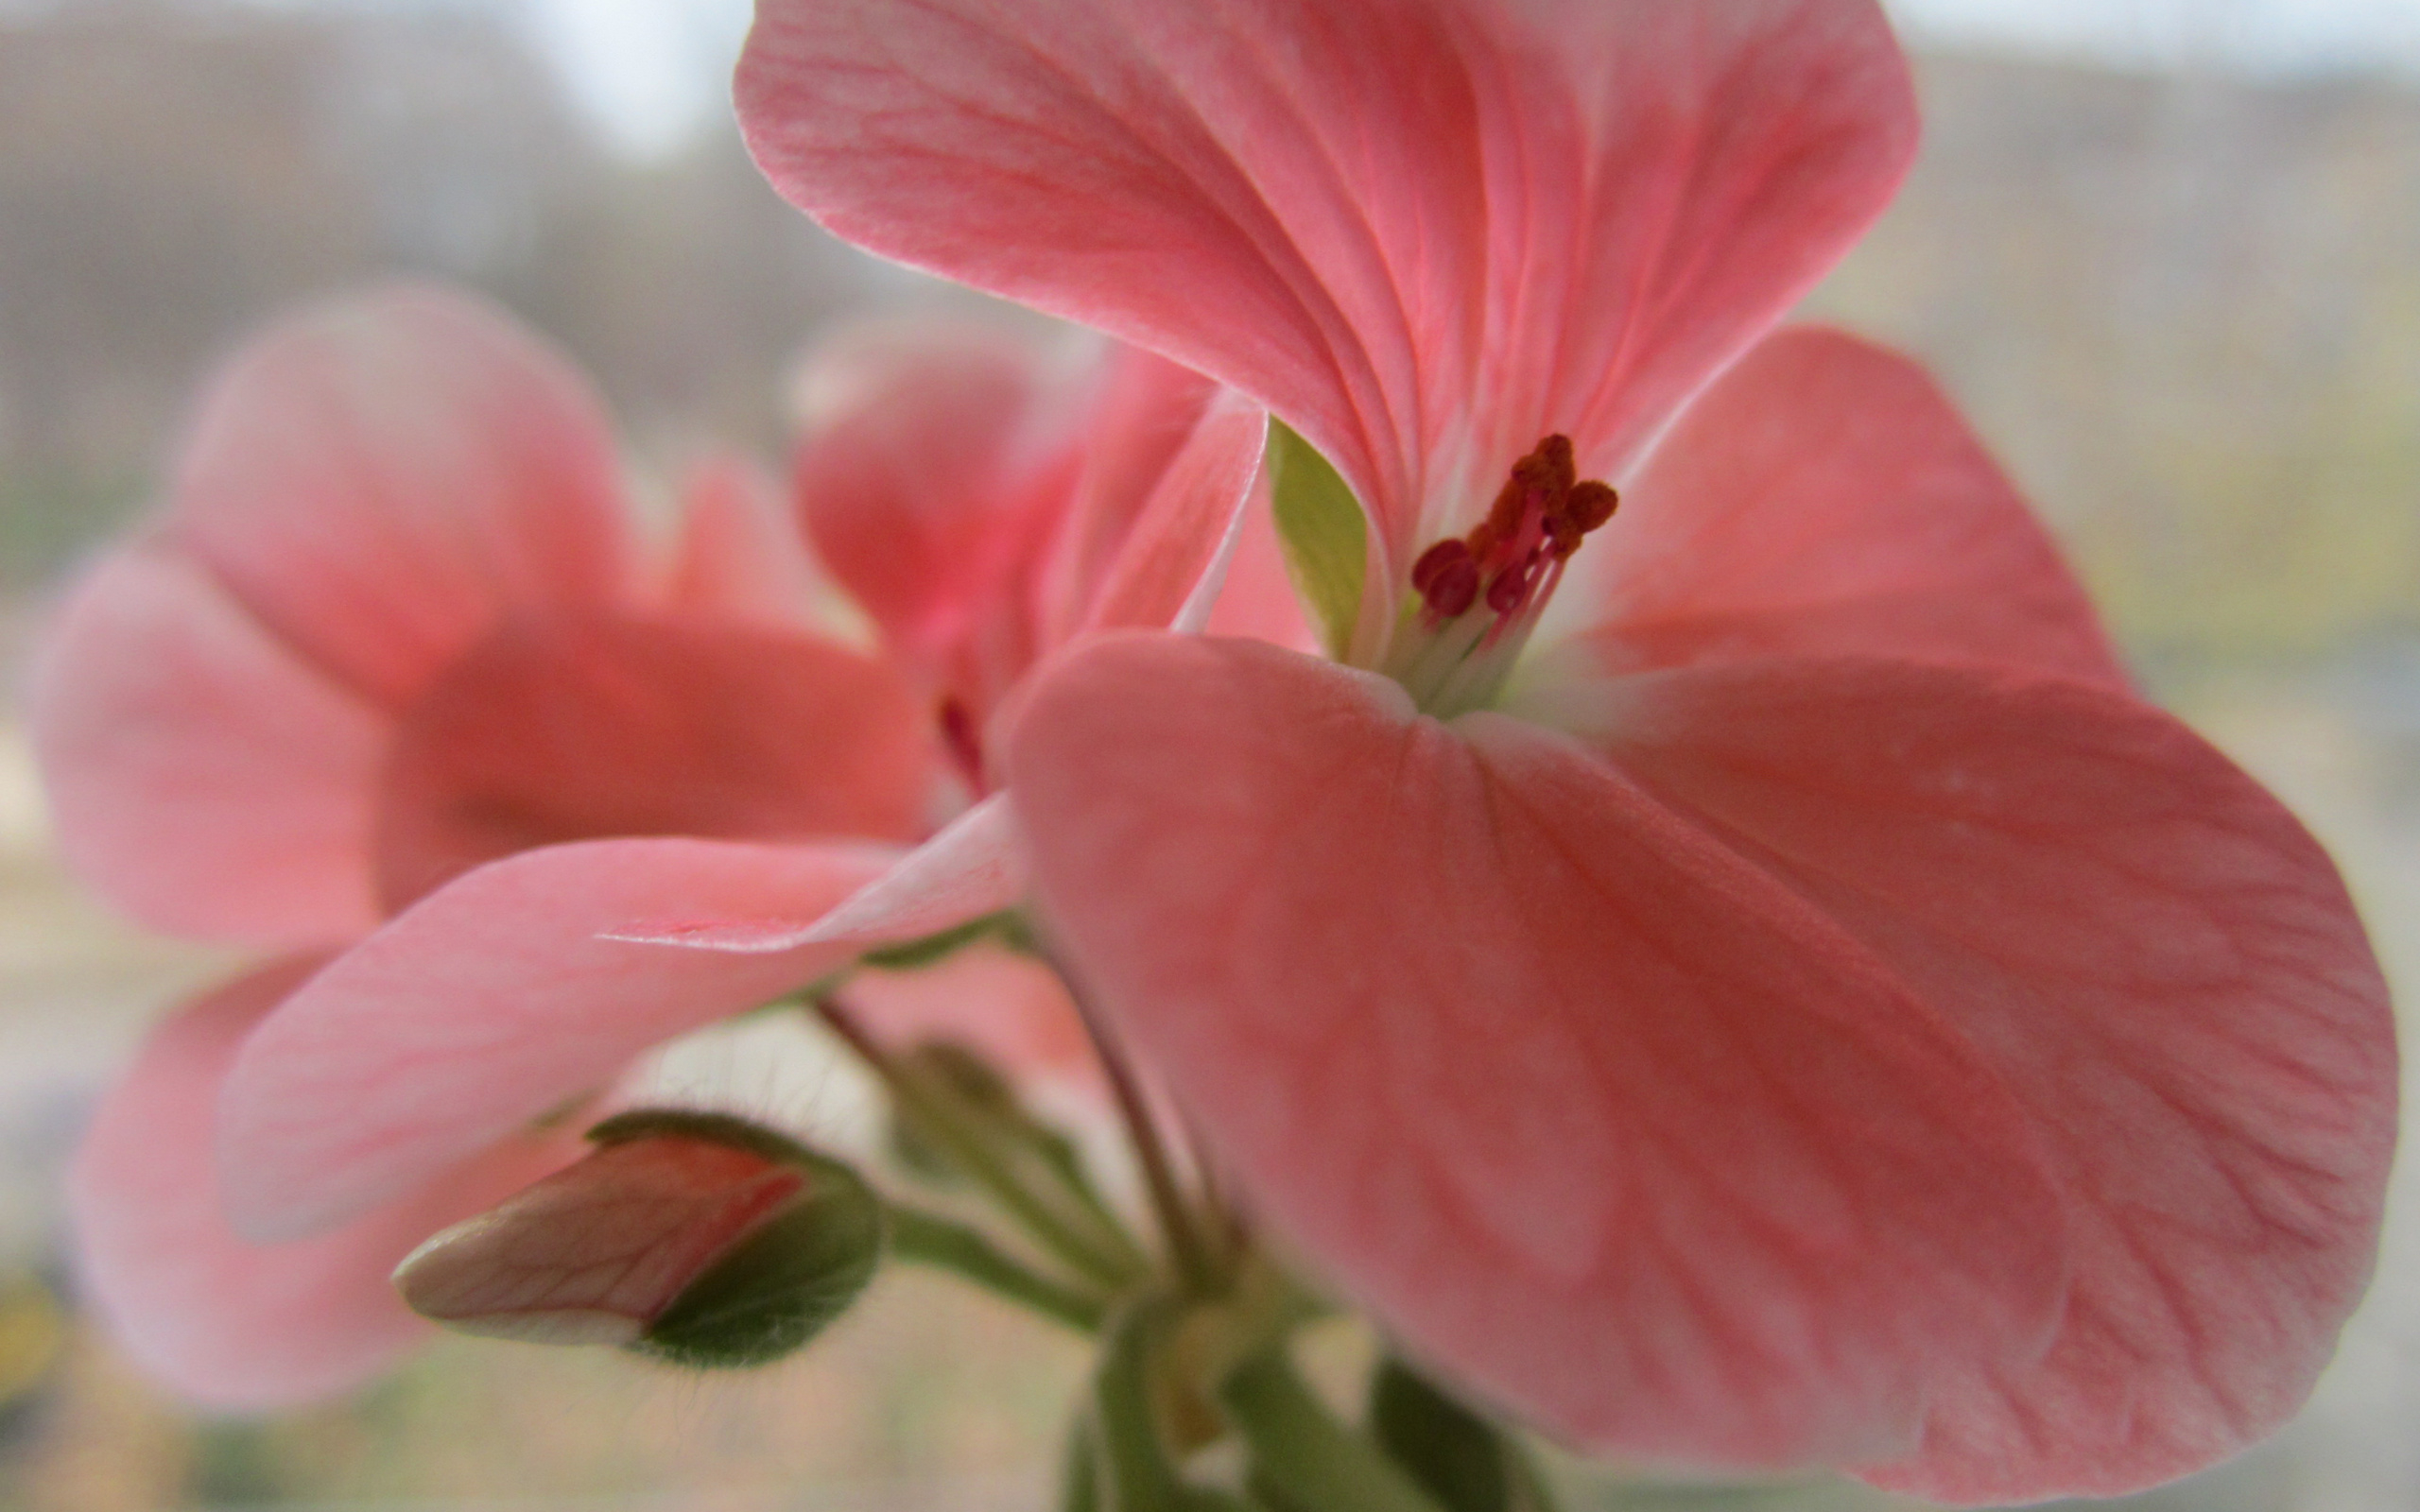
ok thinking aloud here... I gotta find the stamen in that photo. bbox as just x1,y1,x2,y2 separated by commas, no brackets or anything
1484,558,1536,616
1411,436,1616,621
1390,435,1620,715
1410,539,1466,594
1412,540,1480,619
1554,481,1618,557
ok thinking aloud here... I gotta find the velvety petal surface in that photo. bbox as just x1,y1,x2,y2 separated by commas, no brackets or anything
168,285,633,709
217,839,899,1243
1534,327,2127,689
610,794,1025,955
844,942,1100,1091
791,322,1076,716
69,958,568,1409
1079,389,1269,637
1580,656,2394,1503
1201,475,1321,652
1045,346,1229,628
32,545,387,946
1004,634,2068,1468
1038,345,1227,642
742,0,1916,560
662,455,837,630
373,612,930,910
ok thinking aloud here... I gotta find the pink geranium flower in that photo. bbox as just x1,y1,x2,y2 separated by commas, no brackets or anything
735,0,2396,1501
102,299,1279,1403
34,285,943,1405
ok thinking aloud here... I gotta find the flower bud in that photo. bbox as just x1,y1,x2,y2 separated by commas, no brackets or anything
394,1110,882,1368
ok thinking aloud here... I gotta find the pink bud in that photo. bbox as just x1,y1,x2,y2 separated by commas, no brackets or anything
394,1112,880,1366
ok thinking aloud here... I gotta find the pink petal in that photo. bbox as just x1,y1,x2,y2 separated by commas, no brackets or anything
1003,634,2068,1469
69,958,569,1409
1032,346,1224,639
1080,389,1269,637
395,1135,806,1345
609,793,1024,954
31,544,386,947
790,321,1077,716
1201,472,1320,652
1579,658,2396,1503
373,612,931,910
845,942,1100,1091
168,284,635,710
661,454,835,630
216,838,899,1243
1544,327,2128,688
741,0,1915,561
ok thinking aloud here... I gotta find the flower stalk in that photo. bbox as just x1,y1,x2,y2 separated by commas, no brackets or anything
882,1201,1108,1333
1046,947,1226,1300
805,990,1150,1291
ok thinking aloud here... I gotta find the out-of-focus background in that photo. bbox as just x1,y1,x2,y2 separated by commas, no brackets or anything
0,0,2413,1507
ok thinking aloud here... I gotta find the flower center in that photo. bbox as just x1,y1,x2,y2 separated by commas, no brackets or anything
1382,435,1617,716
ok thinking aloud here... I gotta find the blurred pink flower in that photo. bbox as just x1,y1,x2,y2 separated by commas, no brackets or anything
39,284,931,945
39,287,1230,1405
603,320,1305,952
94,299,1274,1404
736,0,2397,1500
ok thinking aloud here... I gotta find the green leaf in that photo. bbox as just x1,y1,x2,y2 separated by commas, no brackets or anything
1267,421,1369,659
1370,1360,1511,1512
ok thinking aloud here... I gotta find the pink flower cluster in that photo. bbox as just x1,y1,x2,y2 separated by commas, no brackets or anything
43,288,1285,1403
36,0,2394,1504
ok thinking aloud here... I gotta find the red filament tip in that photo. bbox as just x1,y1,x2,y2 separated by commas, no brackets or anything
1411,539,1480,617
1412,436,1617,622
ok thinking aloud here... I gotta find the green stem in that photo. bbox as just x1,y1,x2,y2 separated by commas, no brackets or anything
1092,1298,1259,1512
1220,1350,1450,1512
1023,1116,1158,1280
1045,949,1220,1296
808,993,1142,1292
1062,1411,1101,1512
1505,1441,1565,1512
884,1202,1106,1333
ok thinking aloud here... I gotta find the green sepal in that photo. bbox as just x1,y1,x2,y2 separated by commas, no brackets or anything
860,910,1022,971
587,1108,816,1167
591,1113,884,1370
1266,421,1369,659
1370,1359,1511,1512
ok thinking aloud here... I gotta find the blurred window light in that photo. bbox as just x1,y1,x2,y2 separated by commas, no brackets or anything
139,0,2414,162
510,0,752,158
215,0,753,160
1889,0,2420,78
